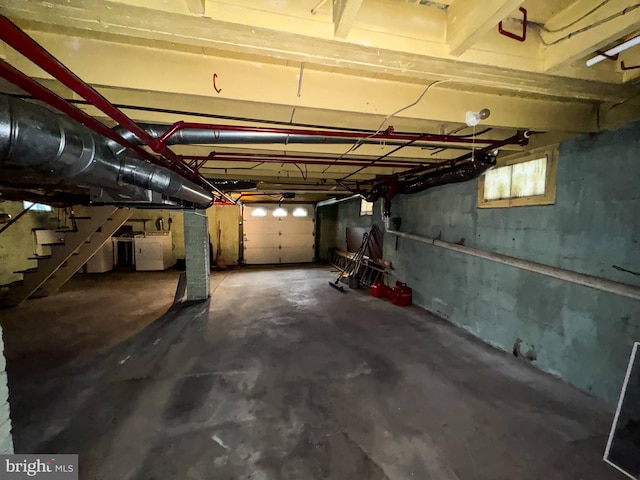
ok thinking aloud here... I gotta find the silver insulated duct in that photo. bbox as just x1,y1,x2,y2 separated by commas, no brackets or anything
0,94,214,208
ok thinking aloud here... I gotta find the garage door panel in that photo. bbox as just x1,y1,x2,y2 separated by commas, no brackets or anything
243,222,283,235
244,245,314,263
243,233,282,248
278,220,315,234
243,247,281,264
243,219,314,235
243,204,315,265
279,233,313,248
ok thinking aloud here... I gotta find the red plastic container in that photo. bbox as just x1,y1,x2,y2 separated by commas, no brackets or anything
370,282,388,298
388,281,412,306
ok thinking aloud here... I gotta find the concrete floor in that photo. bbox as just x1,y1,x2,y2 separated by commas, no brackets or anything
0,267,625,479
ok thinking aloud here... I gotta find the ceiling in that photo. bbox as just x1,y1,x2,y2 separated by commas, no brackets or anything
1,0,639,203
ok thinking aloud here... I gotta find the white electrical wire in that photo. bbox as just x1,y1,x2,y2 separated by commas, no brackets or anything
338,79,452,160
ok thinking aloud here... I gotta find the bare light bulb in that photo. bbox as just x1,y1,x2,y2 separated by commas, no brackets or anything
465,108,491,127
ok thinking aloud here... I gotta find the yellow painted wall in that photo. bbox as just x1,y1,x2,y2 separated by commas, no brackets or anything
0,201,61,285
0,204,242,284
207,205,241,265
125,206,240,264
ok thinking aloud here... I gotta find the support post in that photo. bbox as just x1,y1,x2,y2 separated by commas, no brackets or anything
0,326,14,454
184,209,210,301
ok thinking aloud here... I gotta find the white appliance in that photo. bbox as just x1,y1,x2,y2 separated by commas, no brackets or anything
85,239,114,273
134,233,176,271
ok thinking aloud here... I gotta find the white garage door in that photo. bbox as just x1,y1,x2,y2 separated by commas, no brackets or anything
243,204,315,264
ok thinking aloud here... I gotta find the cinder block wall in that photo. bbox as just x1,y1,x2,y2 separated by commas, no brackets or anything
334,198,378,251
184,210,210,301
0,326,13,454
316,204,338,262
321,121,640,406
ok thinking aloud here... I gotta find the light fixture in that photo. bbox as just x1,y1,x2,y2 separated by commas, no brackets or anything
465,108,491,127
586,35,640,67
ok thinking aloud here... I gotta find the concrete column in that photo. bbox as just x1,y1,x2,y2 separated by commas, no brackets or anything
183,209,210,301
0,326,14,454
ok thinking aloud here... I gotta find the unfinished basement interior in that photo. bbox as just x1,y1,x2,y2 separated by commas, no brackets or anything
0,0,639,478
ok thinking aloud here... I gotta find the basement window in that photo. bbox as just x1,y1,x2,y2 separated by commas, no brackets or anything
23,201,52,212
360,199,374,216
478,146,558,208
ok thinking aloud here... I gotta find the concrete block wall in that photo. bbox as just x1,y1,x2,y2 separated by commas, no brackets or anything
316,204,338,262
0,326,13,454
183,210,210,301
321,121,640,407
334,198,379,251
0,202,58,285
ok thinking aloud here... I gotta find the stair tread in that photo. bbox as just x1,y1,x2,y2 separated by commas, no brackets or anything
28,255,52,260
41,242,65,246
69,216,92,220
13,268,38,274
0,280,24,288
55,229,77,233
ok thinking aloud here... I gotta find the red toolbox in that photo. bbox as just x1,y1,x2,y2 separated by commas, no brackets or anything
370,282,388,298
387,281,413,306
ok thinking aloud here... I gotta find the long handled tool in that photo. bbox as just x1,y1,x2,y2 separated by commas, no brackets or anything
329,230,371,293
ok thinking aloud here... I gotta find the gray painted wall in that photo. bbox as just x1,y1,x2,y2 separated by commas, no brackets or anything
321,121,640,406
335,198,378,251
316,198,379,261
316,203,338,262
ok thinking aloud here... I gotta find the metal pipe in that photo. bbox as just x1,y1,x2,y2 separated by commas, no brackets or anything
388,230,640,301
189,152,429,165
182,153,429,169
0,58,167,170
0,95,214,207
0,15,219,195
112,122,504,151
316,194,362,207
262,189,353,194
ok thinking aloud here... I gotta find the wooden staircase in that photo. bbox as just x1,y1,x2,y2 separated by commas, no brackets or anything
1,206,132,308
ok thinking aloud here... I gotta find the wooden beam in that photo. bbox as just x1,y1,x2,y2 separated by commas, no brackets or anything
447,0,524,56
543,0,640,71
1,0,632,100
186,0,204,15
332,0,363,38
4,30,599,133
543,0,598,32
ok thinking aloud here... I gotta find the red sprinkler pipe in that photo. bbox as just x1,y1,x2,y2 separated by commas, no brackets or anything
0,14,210,187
